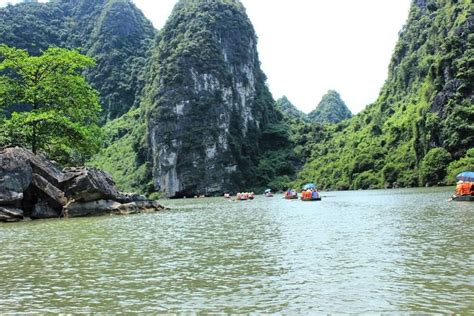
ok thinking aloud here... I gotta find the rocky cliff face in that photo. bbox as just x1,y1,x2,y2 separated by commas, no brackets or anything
145,0,279,197
0,0,155,120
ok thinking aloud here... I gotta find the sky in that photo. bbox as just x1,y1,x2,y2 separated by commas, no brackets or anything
1,0,411,114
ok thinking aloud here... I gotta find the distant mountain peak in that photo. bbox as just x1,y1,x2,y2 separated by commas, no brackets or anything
276,96,307,121
308,90,352,124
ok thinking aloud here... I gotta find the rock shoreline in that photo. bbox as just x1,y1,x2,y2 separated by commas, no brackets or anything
0,147,167,222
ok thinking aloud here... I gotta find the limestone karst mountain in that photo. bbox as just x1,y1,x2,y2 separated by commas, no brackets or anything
308,90,352,124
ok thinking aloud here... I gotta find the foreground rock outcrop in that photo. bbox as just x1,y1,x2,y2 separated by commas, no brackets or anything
0,147,167,222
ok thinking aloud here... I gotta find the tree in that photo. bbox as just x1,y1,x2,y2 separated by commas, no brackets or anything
420,147,452,186
0,45,102,164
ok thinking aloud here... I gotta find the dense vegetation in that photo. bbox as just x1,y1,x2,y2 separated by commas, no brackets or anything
1,0,472,195
295,0,473,190
0,0,155,121
89,108,151,193
276,96,307,122
0,45,101,164
307,90,352,124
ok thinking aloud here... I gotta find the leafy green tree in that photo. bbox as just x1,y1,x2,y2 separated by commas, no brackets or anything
445,148,474,184
420,147,452,186
0,45,102,164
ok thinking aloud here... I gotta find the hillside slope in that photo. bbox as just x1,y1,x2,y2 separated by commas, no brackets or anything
296,0,473,190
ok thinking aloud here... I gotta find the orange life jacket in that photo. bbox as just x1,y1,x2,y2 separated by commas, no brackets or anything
456,182,473,196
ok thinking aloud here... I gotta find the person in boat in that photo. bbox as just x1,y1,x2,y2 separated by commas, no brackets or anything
285,189,297,198
455,181,474,197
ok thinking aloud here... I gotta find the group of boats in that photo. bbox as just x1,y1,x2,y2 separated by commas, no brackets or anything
224,192,256,200
221,172,474,203
225,183,322,201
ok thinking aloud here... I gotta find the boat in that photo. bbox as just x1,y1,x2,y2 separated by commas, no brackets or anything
237,192,254,200
301,195,321,201
301,188,321,201
451,195,474,202
264,189,273,197
284,189,298,200
451,172,474,202
224,193,230,199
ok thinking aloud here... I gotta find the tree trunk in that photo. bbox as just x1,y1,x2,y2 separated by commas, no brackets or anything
32,122,37,154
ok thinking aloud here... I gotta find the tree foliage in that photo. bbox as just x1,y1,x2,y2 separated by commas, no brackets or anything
0,45,102,164
420,147,452,185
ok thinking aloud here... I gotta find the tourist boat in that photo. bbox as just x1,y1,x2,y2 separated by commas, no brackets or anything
236,192,250,200
301,195,321,201
284,190,298,200
451,172,474,202
300,183,321,201
301,190,321,201
451,195,474,202
264,189,273,197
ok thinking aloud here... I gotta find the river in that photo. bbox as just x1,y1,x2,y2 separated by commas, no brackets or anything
0,187,472,313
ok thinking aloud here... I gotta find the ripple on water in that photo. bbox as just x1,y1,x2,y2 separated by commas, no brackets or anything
0,187,472,313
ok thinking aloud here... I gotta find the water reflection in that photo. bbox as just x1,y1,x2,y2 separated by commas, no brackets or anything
0,187,472,313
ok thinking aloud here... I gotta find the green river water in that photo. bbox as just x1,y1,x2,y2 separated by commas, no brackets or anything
1,187,473,313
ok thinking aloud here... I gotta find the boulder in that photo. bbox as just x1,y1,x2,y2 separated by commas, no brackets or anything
115,200,168,215
32,174,67,207
64,199,122,217
0,147,168,222
62,167,122,202
119,192,148,203
2,147,64,186
0,147,33,205
27,152,65,187
0,207,24,222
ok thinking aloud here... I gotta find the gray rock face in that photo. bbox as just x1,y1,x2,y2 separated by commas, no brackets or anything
0,147,33,205
147,0,276,198
65,200,167,217
0,207,24,222
62,167,122,202
31,202,60,219
65,199,122,217
32,174,67,207
0,147,167,222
